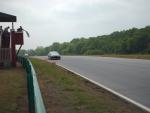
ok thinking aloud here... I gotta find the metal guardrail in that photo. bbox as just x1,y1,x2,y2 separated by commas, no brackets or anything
17,56,46,113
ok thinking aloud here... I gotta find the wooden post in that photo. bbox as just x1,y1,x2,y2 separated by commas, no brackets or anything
11,31,16,67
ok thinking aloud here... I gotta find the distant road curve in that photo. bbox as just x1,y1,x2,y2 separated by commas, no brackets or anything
35,56,150,112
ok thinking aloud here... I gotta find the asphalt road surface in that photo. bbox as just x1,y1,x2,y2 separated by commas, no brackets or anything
37,56,150,110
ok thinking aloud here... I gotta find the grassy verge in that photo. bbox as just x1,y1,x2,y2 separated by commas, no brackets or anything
0,64,28,113
99,54,150,60
31,58,145,113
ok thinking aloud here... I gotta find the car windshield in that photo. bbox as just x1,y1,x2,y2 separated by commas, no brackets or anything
50,51,59,55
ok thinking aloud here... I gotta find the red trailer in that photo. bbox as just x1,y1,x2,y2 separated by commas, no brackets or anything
0,12,24,68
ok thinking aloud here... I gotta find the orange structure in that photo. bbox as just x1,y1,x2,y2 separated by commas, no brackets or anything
0,12,24,67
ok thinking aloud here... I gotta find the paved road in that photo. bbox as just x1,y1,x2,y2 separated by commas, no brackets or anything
36,56,150,110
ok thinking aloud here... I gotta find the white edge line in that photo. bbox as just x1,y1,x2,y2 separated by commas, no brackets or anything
57,63,150,113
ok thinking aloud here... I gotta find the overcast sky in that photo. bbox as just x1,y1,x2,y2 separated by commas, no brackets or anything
1,0,150,49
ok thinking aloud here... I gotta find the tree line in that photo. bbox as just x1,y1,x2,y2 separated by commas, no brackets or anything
19,26,150,56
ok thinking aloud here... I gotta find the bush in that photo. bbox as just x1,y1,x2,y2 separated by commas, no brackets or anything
84,49,104,55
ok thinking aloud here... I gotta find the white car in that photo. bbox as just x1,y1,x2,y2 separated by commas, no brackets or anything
48,51,61,60
24,53,29,57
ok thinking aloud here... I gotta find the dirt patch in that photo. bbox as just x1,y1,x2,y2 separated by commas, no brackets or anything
0,63,28,113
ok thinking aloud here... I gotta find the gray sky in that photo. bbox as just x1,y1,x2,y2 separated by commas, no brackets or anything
1,0,150,49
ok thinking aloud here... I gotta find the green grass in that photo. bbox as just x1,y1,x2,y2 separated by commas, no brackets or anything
31,58,146,113
99,54,150,60
0,65,28,113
